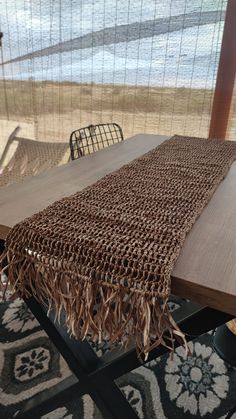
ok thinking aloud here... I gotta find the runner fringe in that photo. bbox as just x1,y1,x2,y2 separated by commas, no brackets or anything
1,247,187,359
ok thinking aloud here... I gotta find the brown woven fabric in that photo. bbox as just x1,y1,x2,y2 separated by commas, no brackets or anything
2,135,236,356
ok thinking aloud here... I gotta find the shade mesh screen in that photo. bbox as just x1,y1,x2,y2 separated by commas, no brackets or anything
227,86,236,140
0,0,233,143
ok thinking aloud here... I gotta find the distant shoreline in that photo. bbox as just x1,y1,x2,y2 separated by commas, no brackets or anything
0,78,214,91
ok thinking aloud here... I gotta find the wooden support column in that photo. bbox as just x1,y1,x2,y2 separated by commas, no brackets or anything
0,32,9,120
209,0,236,140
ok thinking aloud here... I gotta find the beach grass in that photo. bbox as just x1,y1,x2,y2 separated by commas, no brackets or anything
0,80,214,141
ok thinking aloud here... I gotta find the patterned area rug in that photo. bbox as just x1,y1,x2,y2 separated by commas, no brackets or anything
0,298,236,419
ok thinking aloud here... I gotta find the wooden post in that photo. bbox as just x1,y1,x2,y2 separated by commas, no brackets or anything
209,0,236,140
0,32,9,120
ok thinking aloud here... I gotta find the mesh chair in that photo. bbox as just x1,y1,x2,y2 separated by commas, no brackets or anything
69,123,124,160
0,136,69,188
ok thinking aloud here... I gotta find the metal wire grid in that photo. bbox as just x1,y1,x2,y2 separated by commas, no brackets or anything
69,123,124,160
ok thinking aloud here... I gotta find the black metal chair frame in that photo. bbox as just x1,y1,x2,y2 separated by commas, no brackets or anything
0,239,233,419
69,123,124,160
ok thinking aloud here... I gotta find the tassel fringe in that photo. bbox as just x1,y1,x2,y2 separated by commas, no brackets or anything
1,248,187,360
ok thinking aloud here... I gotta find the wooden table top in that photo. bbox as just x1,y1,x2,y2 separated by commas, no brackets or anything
1,134,236,316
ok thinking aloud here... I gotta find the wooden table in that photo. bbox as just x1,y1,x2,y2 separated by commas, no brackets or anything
1,133,236,316
0,133,235,419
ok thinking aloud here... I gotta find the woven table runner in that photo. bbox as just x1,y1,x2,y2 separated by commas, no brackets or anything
2,135,236,357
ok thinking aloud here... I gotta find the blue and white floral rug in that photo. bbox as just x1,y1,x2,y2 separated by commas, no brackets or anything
0,298,236,419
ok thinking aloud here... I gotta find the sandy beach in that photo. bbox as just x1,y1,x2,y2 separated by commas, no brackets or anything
0,80,215,142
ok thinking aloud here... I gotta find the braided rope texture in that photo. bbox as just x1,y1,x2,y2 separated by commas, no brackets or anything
3,135,236,357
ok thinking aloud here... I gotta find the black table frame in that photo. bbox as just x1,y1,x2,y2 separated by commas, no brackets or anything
0,239,234,419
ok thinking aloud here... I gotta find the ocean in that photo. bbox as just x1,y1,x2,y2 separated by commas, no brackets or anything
0,0,226,88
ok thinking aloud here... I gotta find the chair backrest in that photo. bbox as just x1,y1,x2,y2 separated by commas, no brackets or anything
0,137,70,187
69,123,124,160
